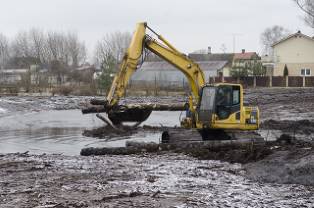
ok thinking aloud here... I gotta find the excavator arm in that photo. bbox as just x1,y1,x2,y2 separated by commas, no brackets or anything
106,22,205,108
106,23,146,106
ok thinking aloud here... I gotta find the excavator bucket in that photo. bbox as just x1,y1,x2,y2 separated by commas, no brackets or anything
82,99,152,125
107,107,152,125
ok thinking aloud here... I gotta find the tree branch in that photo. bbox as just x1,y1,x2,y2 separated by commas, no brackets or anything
294,0,314,18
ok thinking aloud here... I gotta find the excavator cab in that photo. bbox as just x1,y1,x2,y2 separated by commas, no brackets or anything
183,83,259,131
214,85,241,121
196,84,241,128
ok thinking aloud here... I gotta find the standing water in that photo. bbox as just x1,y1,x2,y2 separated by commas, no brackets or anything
0,96,182,155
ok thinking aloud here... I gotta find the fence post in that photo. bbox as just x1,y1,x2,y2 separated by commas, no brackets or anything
285,76,289,87
303,76,306,87
253,76,256,88
269,76,272,87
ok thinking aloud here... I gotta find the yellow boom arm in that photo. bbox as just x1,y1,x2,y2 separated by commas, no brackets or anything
106,22,205,107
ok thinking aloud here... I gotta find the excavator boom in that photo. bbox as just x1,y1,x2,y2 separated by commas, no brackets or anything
107,22,205,107
101,22,206,124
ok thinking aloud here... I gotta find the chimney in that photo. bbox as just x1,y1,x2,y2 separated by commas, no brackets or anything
208,46,212,54
241,49,245,54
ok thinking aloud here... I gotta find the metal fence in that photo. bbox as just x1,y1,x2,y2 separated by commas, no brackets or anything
128,76,314,90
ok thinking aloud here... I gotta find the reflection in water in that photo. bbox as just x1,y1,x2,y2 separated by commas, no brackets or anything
0,110,181,155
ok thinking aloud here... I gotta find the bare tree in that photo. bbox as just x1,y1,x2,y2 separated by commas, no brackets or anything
0,33,10,69
46,31,69,65
66,32,86,68
293,0,314,28
11,31,32,58
94,31,131,90
260,25,290,55
220,44,227,53
29,28,48,64
9,31,42,69
94,31,131,69
6,29,87,72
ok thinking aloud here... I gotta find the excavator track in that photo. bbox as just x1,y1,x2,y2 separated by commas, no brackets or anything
161,128,264,145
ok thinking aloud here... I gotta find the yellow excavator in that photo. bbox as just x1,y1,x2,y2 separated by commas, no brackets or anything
83,22,260,141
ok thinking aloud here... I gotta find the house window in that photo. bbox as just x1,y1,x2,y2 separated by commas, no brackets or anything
301,68,311,76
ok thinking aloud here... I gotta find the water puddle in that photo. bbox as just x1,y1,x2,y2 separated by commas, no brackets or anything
0,110,182,155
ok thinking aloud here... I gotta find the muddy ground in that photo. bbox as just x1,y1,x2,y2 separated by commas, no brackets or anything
1,87,314,207
1,152,314,208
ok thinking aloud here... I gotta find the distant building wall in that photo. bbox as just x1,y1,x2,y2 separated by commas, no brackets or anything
274,63,314,76
130,61,228,87
0,69,27,84
273,32,314,76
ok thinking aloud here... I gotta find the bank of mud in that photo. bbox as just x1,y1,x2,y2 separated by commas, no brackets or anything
1,88,314,207
81,132,314,186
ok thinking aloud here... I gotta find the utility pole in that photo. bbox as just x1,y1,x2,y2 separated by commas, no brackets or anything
231,33,243,53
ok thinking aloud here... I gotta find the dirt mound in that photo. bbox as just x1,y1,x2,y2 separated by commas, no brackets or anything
83,125,166,139
82,125,140,138
186,142,272,164
261,119,314,135
241,136,314,185
245,147,314,185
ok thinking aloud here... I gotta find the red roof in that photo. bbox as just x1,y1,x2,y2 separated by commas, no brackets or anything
234,52,257,60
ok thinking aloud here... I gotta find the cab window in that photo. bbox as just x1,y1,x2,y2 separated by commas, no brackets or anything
233,89,240,105
216,85,240,106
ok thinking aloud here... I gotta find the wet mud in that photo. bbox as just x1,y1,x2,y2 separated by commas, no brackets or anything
261,119,314,135
1,153,314,208
80,88,314,188
1,88,314,207
82,125,165,139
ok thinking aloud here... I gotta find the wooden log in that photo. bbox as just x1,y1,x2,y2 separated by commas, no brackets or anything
80,143,162,156
124,103,186,111
80,137,266,157
82,103,187,114
90,99,107,105
81,106,106,114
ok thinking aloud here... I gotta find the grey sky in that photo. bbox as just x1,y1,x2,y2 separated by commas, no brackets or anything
0,0,312,58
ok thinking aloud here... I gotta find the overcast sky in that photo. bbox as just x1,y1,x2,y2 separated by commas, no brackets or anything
0,0,312,58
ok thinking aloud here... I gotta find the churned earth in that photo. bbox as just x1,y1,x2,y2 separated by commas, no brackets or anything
1,87,314,207
1,153,314,208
